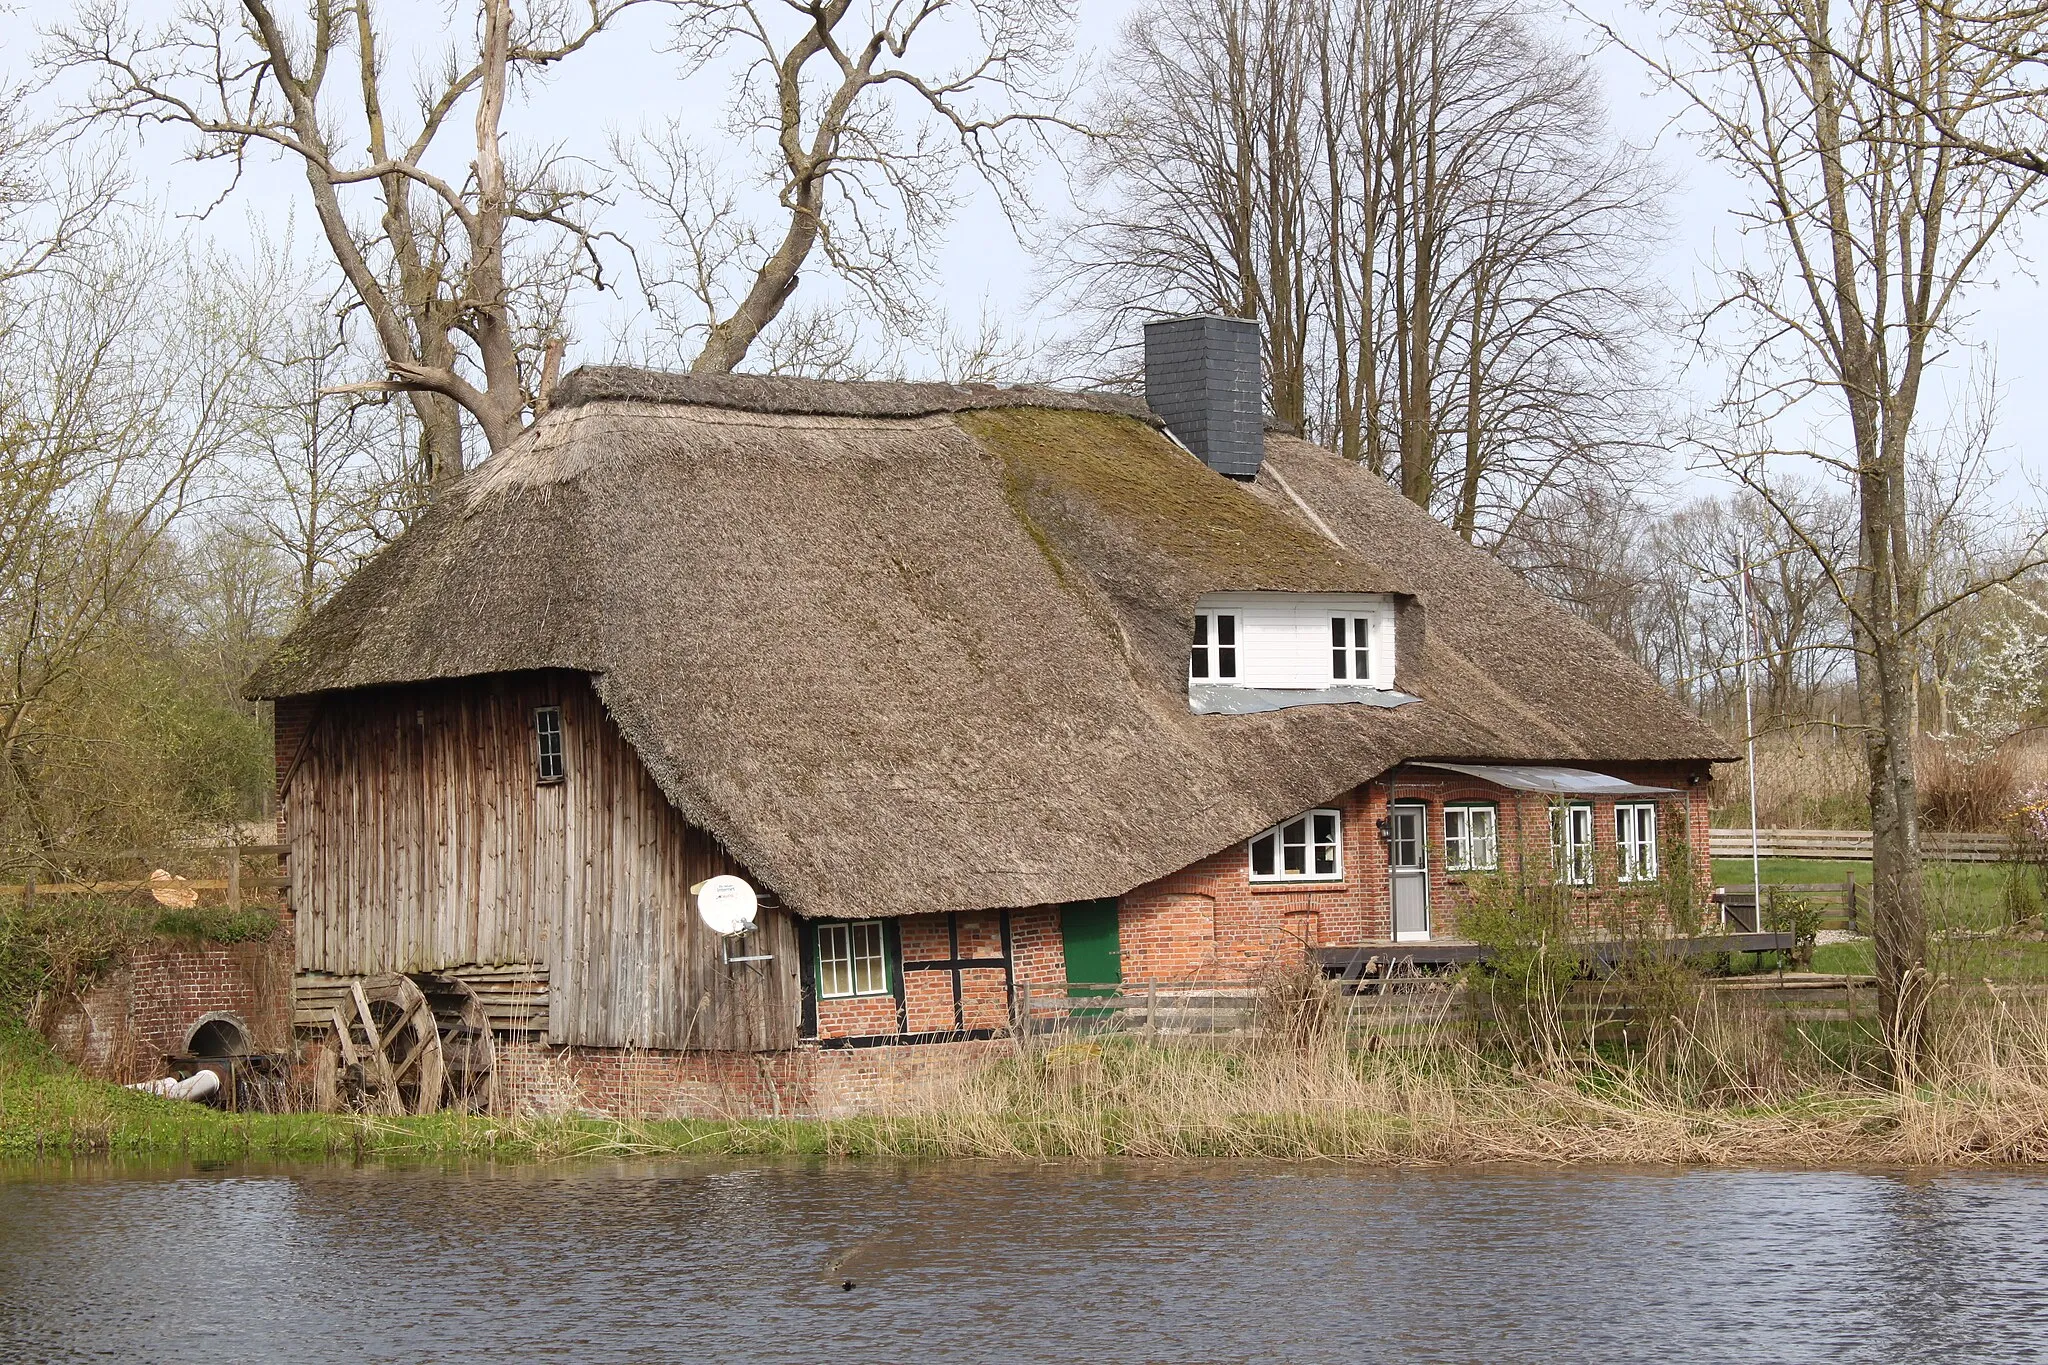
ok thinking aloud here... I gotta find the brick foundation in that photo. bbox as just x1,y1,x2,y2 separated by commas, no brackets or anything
495,1038,1006,1119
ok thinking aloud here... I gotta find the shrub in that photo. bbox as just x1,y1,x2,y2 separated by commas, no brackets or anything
1455,875,1581,1059
0,897,142,1029
1763,894,1823,970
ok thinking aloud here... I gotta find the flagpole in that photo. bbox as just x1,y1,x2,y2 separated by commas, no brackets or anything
1740,530,1763,934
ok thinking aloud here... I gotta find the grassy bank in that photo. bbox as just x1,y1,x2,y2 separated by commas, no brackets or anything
9,994,2048,1167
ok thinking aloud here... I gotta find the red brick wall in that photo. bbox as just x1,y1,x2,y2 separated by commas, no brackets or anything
495,1038,1006,1119
811,908,1048,1041
43,938,294,1083
1117,761,1715,981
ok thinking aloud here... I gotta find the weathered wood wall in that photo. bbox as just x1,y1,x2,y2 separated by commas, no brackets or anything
283,671,800,1051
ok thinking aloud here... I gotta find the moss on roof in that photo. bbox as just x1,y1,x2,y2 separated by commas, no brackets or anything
958,408,1383,592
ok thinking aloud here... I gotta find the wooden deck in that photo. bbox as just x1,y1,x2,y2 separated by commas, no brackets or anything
1316,932,1796,979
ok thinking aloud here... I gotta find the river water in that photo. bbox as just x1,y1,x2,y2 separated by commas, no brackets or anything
3,1161,2045,1363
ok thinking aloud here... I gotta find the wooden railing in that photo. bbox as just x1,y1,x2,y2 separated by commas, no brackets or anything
0,844,286,910
1709,828,2016,863
1714,878,1861,933
1020,974,2034,1034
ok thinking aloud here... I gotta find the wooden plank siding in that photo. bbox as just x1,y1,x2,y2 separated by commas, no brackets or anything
284,671,801,1051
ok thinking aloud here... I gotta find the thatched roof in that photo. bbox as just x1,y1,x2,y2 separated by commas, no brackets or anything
248,370,1731,918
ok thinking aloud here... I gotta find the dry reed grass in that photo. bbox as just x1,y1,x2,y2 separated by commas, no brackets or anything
833,984,2048,1166
1712,728,1869,829
1712,728,2045,833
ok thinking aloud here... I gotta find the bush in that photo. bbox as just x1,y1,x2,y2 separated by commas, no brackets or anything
0,894,281,1029
1455,875,1581,1059
1763,894,1823,970
1919,738,2021,833
0,897,142,1028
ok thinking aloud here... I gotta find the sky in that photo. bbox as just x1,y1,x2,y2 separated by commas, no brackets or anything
9,0,2043,502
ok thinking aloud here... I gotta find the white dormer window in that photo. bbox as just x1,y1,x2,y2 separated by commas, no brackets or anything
1186,593,1398,695
1190,611,1239,680
1331,616,1373,683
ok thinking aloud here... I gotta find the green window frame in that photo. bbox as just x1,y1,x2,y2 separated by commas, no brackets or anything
816,920,890,999
1444,802,1498,872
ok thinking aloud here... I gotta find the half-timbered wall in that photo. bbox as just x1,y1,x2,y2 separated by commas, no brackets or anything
282,671,800,1051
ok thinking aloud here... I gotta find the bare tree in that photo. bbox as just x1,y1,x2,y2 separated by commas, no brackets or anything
1048,0,1664,543
1608,0,2048,1052
636,0,1075,375
52,0,641,489
206,233,429,615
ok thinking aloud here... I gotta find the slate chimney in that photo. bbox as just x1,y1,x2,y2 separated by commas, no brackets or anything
1142,314,1264,480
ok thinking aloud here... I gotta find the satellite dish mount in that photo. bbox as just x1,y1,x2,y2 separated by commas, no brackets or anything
693,875,772,967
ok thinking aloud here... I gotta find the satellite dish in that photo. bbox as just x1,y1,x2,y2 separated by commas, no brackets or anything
693,875,759,937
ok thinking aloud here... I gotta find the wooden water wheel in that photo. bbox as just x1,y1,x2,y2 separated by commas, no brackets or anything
331,974,445,1116
412,972,497,1113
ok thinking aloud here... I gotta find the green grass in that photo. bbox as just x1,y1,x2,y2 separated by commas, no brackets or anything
0,1028,884,1163
1709,856,2048,981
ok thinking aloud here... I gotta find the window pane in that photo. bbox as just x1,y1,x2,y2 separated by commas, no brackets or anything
1251,832,1275,877
1217,646,1237,678
851,922,887,996
819,926,852,997
535,707,565,782
1191,648,1209,679
1313,812,1338,874
1217,614,1235,646
1193,614,1209,646
1354,620,1371,681
1331,618,1347,679
1474,809,1497,869
1445,809,1466,867
1282,819,1307,874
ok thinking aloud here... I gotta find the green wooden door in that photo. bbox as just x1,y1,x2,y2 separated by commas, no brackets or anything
1061,898,1123,995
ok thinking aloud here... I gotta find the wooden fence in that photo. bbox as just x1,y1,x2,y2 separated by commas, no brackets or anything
1714,879,1862,933
1709,828,2016,863
1015,973,2000,1036
0,844,286,910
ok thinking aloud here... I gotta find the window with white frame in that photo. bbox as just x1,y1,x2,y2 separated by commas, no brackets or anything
1616,802,1658,882
1330,615,1373,682
816,920,890,998
1550,802,1594,886
1444,803,1498,872
1250,809,1343,881
534,706,566,784
1190,612,1240,681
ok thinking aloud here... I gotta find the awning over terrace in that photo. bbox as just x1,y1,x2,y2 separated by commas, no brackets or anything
1408,762,1679,797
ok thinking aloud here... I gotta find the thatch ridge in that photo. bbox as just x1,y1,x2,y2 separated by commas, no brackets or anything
551,365,1158,423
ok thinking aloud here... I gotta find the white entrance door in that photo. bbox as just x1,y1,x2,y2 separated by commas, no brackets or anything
1390,803,1430,942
